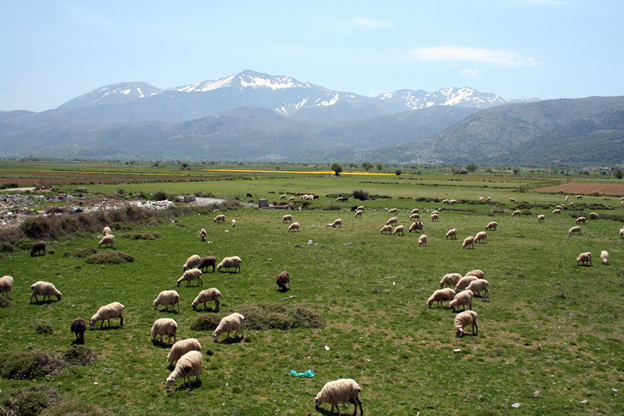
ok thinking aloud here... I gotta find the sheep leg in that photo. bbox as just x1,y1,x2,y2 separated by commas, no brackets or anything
355,396,363,415
100,320,104,329
30,293,36,303
215,299,220,310
119,316,123,327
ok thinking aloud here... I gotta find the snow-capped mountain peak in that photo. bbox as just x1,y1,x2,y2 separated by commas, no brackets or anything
58,82,161,109
169,70,313,93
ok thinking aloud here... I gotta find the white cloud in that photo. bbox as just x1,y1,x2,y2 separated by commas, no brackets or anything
460,69,482,78
412,46,537,67
355,19,391,28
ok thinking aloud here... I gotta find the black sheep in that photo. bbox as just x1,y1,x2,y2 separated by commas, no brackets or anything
71,317,86,344
31,241,47,257
276,271,290,291
198,256,217,273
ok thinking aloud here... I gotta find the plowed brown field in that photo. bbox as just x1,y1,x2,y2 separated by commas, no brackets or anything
534,182,624,196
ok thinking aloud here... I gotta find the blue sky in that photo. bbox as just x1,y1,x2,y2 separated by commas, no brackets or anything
1,0,622,112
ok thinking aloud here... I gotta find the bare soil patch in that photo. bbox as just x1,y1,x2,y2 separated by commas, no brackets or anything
534,182,624,196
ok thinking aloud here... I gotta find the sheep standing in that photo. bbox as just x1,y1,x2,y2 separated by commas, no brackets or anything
153,290,180,312
462,236,474,249
177,269,203,286
510,198,516,203
589,212,599,220
0,275,13,299
430,213,438,222
167,339,202,366
214,214,226,223
30,281,61,303
386,217,398,226
485,222,498,231
217,256,242,272
409,212,420,220
450,289,473,312
577,195,582,199
380,225,393,235
280,194,287,200
282,214,293,224
192,288,221,310
455,275,478,292
474,231,487,244
354,210,363,218
199,229,207,241
314,378,363,416
103,226,112,236
332,219,343,228
537,215,545,223
439,273,462,288
213,313,245,341
166,350,202,389
198,256,217,273
70,318,86,344
388,208,398,215
151,318,178,345
98,235,116,249
31,240,46,256
276,271,290,291
487,197,491,201
288,222,300,232
393,225,405,236
411,208,420,215
445,229,458,240
455,310,478,337
427,288,456,308
511,210,521,217
183,254,202,272
231,219,236,227
601,250,609,265
576,217,586,224
409,221,423,233
552,209,562,215
620,228,624,238
90,302,124,329
465,269,485,279
466,279,489,297
569,226,582,235
418,234,427,247
576,252,592,266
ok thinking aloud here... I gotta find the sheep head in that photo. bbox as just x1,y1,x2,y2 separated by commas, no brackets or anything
166,376,176,388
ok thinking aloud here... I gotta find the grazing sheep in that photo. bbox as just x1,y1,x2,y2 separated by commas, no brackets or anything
411,208,420,215
569,226,582,235
576,252,592,266
30,281,61,303
455,310,478,337
445,228,458,240
556,204,564,210
166,350,202,389
31,240,47,256
601,251,609,265
576,217,586,224
357,206,365,211
288,222,300,232
0,275,13,299
70,318,86,344
537,215,545,223
439,273,462,288
231,219,236,227
479,197,484,202
465,269,485,279
354,210,363,218
177,268,203,286
167,339,202,367
466,279,489,297
151,318,178,345
577,194,582,199
552,209,562,215
418,234,428,247
153,290,180,312
511,210,521,217
217,256,242,273
450,289,473,312
214,214,226,223
485,221,498,231
570,202,575,207
449,199,457,205
280,194,287,200
386,217,398,226
98,234,116,249
90,302,124,329
103,226,112,236
474,231,487,244
336,196,349,202
409,212,420,220
198,256,217,273
380,225,393,235
427,288,456,308
315,378,363,416
276,271,290,291
332,219,343,228
565,196,569,201
393,225,405,236
192,288,221,310
183,254,202,272
441,199,449,205
213,313,245,342
455,275,478,292
462,236,474,249
487,197,491,201
409,221,423,233
589,212,599,220
388,208,398,215
199,228,207,241
430,213,439,222
282,214,293,224
620,228,624,238
289,196,295,202
510,198,516,203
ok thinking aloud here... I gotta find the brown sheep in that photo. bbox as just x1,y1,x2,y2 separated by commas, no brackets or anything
276,271,290,291
31,241,46,257
71,318,86,344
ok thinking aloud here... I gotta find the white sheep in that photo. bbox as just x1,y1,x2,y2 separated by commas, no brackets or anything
153,290,180,312
455,275,478,292
479,197,484,202
98,234,116,248
103,226,112,236
576,252,592,266
474,231,487,244
386,217,398,226
556,204,564,210
485,221,498,231
427,288,456,308
510,198,516,203
430,213,438,222
601,250,609,265
409,212,420,220
393,225,405,236
465,269,485,279
183,254,202,272
332,219,343,228
354,210,363,218
214,214,226,223
411,208,420,215
552,208,562,215
450,289,473,312
192,288,221,310
449,199,458,205
537,215,545,223
439,273,462,288
167,338,202,366
511,210,521,217
357,206,365,211
280,194,287,200
0,275,14,299
288,222,300,232
217,256,242,272
232,219,236,227
577,194,582,199
282,214,293,223
314,378,363,416
418,234,427,247
466,279,489,297
487,197,491,201
30,281,61,303
380,225,393,235
166,350,202,389
565,196,569,201
199,228,207,241
289,196,295,202
213,312,245,342
409,221,423,233
462,236,474,249
589,212,599,219
445,228,458,240
455,310,478,337
620,228,624,238
388,208,398,214
90,302,124,329
177,268,203,287
576,217,586,224
151,318,178,345
569,226,582,235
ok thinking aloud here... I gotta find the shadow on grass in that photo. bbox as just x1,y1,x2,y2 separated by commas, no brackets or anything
218,335,244,344
29,299,60,305
157,308,179,314
193,307,219,313
90,325,123,331
151,340,174,349
71,338,85,346
315,406,352,416
168,380,203,392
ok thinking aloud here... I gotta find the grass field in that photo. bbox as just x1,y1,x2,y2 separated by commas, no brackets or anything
1,164,624,415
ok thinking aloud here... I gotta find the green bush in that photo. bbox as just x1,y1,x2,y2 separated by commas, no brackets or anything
32,323,53,334
0,385,61,416
122,231,163,240
20,217,54,239
0,297,11,308
40,402,112,416
70,247,99,258
0,350,66,380
63,345,96,366
190,314,222,331
85,251,136,265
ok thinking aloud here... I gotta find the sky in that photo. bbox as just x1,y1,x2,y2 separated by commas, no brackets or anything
1,0,623,112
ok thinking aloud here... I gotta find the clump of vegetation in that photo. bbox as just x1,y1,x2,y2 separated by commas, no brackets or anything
0,350,66,380
353,189,369,201
85,251,136,264
0,297,11,308
32,322,53,334
68,247,99,258
190,314,222,331
0,385,61,416
40,402,112,416
153,190,168,201
63,345,97,366
122,231,163,240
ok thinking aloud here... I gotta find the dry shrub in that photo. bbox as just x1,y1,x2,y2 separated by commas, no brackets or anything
40,402,111,416
122,231,162,240
70,247,99,258
0,385,61,416
0,350,66,380
85,251,136,265
63,345,96,366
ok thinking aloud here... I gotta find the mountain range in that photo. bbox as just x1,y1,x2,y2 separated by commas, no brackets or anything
1,70,623,164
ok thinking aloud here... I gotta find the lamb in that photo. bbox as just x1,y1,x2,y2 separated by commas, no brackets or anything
410,208,420,215
552,209,562,215
427,288,456,308
289,196,295,202
90,302,124,329
576,217,586,224
409,212,420,220
485,221,498,231
231,219,236,228
280,194,287,200
380,225,393,235
288,222,300,232
336,196,349,202
569,226,582,235
0,275,13,299
213,312,245,342
479,197,484,202
620,228,624,238
393,225,405,236
487,197,491,201
166,350,202,389
31,240,47,256
314,378,363,416
430,213,438,222
601,250,609,265
70,318,86,344
462,236,474,249
198,256,217,273
445,229,458,240
466,279,489,297
354,210,363,218
537,215,545,223
565,196,569,201
409,221,423,233
450,289,473,312
167,339,202,366
153,290,180,312
576,252,592,266
30,281,61,303
418,234,427,247
214,214,226,223
465,269,485,279
217,256,242,272
199,228,207,241
386,217,398,226
455,275,478,292
151,318,178,345
103,226,112,236
332,219,343,228
439,273,462,288
589,212,599,219
192,288,221,310
577,194,582,199
556,205,564,210
276,271,290,291
511,210,521,217
98,234,116,249
177,268,203,286
282,214,293,223
388,208,398,214
455,310,478,337
474,231,487,244
510,198,516,203
183,254,202,272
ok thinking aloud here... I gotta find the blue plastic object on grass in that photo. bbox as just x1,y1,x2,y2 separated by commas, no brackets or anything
290,369,315,377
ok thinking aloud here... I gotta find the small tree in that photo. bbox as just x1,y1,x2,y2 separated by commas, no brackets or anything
395,169,402,176
614,169,624,179
348,163,357,169
376,163,384,172
466,163,478,172
362,161,373,171
331,162,343,176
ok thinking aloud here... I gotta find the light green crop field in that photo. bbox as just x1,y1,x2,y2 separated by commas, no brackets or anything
1,169,624,415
